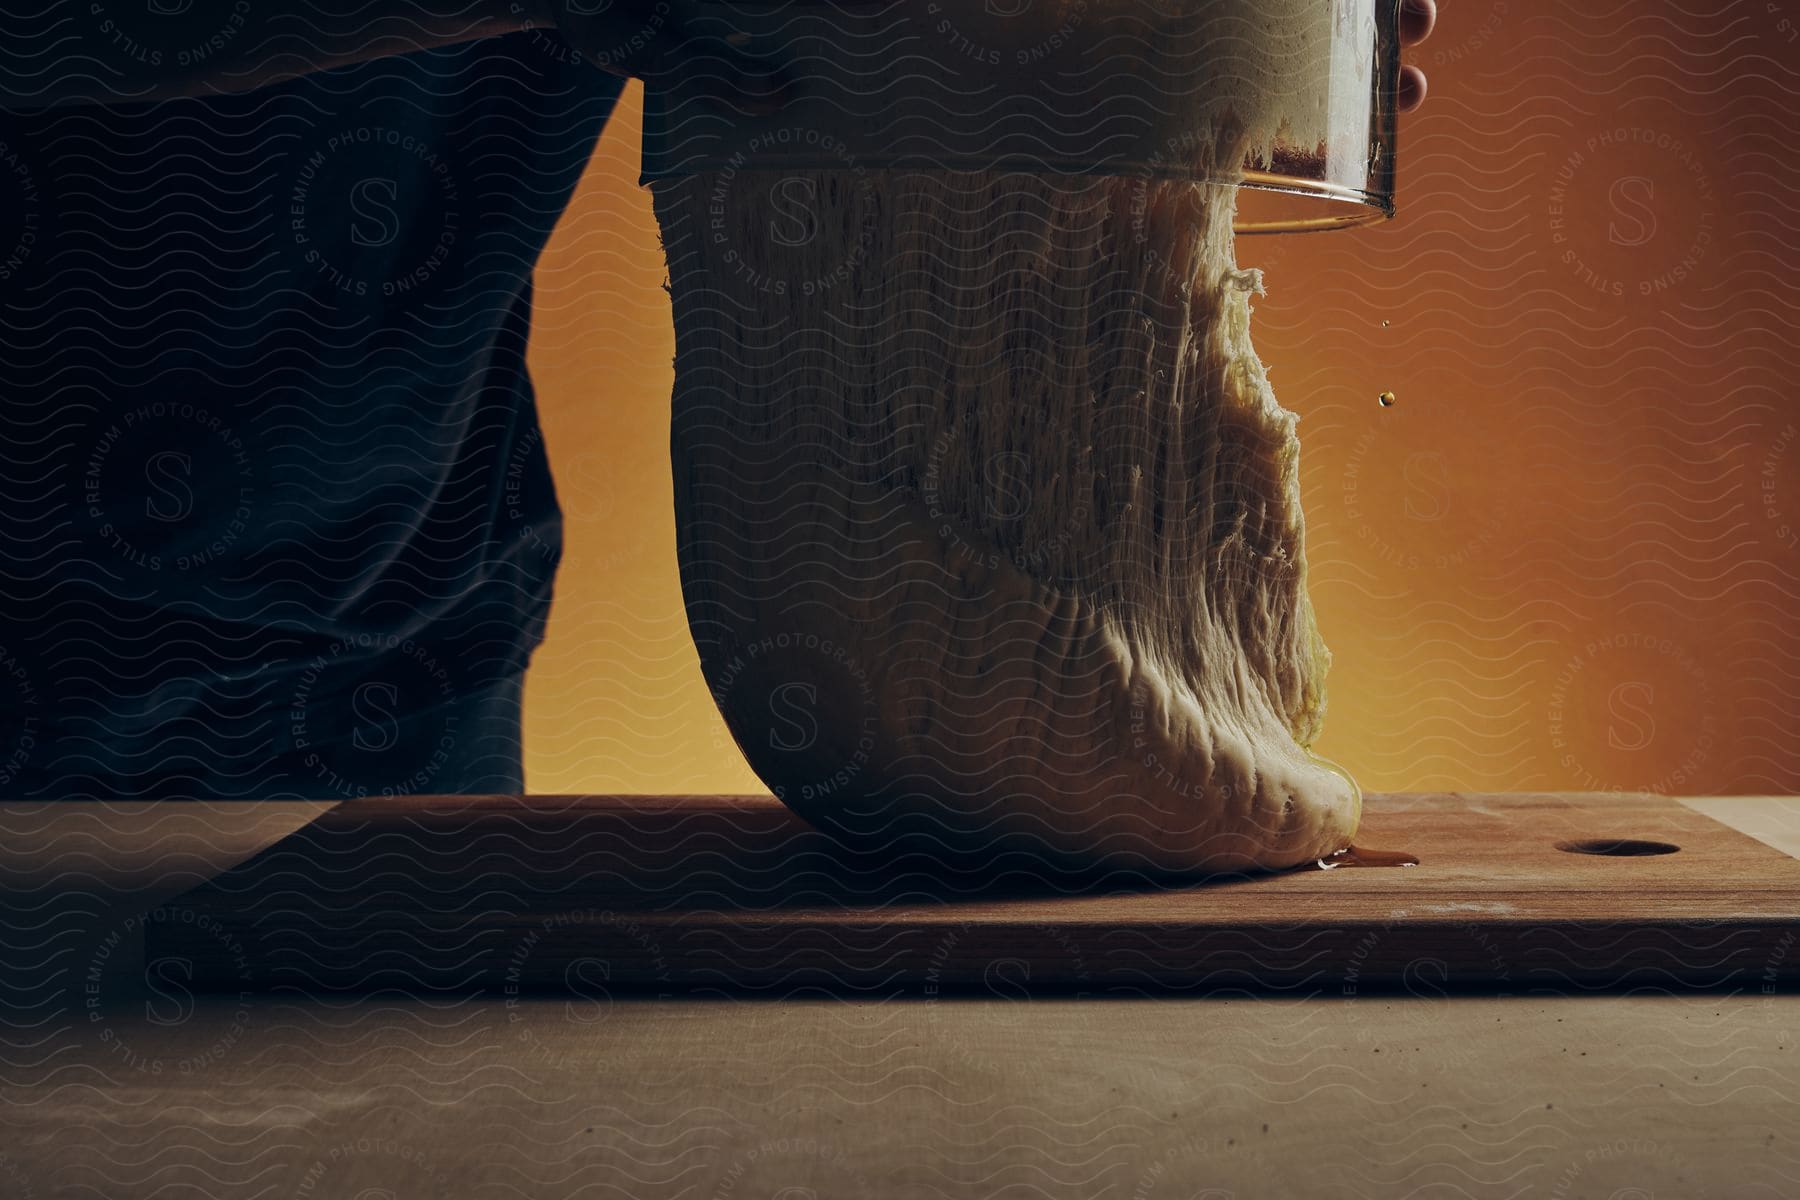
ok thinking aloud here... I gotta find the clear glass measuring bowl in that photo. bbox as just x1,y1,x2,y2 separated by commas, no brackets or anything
639,0,1402,233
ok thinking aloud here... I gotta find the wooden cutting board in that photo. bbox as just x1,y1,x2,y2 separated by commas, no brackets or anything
148,792,1800,993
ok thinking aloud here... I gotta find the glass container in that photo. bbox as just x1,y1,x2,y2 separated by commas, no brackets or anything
639,0,1402,233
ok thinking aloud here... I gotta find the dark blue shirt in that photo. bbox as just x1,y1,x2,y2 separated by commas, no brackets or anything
0,32,623,798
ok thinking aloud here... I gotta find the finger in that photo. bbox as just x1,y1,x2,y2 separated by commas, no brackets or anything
1399,0,1437,46
1397,64,1428,113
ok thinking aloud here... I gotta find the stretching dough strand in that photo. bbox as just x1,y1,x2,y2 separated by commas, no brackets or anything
656,168,1358,875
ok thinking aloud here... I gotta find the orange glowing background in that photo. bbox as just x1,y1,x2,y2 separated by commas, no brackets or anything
522,0,1800,799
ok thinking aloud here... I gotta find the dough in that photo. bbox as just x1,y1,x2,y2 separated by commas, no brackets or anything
654,166,1358,875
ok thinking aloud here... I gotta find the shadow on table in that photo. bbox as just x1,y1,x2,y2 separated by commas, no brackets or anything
135,794,1301,995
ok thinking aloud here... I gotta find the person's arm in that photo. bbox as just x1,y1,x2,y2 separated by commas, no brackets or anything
0,0,539,110
4,0,1430,116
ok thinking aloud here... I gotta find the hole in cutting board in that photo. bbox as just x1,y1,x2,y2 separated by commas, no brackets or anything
1555,838,1681,857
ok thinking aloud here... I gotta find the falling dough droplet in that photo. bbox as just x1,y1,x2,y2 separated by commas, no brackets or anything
1377,391,1396,407
1381,320,1390,328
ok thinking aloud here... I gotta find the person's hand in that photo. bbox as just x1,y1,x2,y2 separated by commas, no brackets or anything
533,0,790,113
1398,0,1438,113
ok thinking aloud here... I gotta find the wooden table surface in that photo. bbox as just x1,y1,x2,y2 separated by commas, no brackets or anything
146,792,1800,993
3,797,1798,1199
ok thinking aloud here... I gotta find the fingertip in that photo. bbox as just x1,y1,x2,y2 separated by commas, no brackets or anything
1397,0,1435,116
1396,65,1427,114
1399,0,1437,46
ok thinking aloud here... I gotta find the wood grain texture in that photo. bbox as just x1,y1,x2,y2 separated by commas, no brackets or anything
12,796,1797,1198
147,792,1800,992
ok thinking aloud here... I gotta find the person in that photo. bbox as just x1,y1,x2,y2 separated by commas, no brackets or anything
0,0,1438,801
